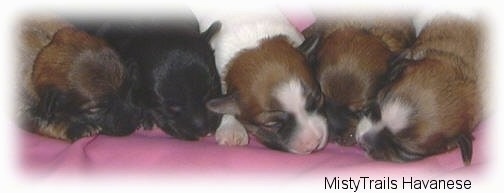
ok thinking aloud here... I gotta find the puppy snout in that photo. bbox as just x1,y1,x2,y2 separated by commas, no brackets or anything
288,134,325,155
357,131,400,161
357,133,377,152
191,117,210,136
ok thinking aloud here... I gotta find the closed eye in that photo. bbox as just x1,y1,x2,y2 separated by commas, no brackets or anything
262,121,283,133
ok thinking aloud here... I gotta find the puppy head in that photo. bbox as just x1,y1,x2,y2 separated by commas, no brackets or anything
316,28,393,146
31,27,135,140
355,99,425,162
207,35,328,154
355,57,480,165
134,22,222,140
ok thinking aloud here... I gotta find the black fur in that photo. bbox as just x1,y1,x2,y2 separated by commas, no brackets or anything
360,128,424,162
70,14,222,140
323,100,358,146
458,134,474,166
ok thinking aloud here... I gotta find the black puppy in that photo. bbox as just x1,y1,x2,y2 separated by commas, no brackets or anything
70,13,222,140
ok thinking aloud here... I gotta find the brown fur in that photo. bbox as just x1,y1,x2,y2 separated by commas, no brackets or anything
304,15,415,53
26,26,124,140
312,16,415,145
318,28,393,111
403,14,482,82
18,16,71,119
372,15,483,164
226,36,317,121
32,27,123,96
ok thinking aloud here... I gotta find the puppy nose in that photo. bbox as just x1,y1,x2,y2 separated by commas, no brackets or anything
358,133,376,152
290,137,323,154
192,117,209,135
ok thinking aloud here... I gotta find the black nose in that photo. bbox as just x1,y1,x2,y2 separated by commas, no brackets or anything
359,132,378,152
192,116,209,136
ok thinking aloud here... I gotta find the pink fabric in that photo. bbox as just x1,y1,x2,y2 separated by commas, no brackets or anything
280,5,317,32
19,123,486,179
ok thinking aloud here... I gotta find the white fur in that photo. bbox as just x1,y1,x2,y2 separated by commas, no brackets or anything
274,79,328,154
192,7,305,92
356,99,412,144
215,114,248,146
356,116,376,143
191,7,306,147
381,100,413,134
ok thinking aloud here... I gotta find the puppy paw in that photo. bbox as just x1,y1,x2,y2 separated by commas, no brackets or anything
67,124,101,141
81,127,101,137
215,115,248,146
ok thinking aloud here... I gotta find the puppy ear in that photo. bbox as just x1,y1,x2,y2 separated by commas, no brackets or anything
297,34,321,56
201,21,221,42
206,93,240,115
458,133,474,166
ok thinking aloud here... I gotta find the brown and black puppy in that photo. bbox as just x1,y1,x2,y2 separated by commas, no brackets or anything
69,11,222,141
17,16,71,124
21,23,139,141
355,15,483,165
307,15,415,146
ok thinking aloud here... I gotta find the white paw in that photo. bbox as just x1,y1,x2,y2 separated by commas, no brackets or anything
215,115,249,146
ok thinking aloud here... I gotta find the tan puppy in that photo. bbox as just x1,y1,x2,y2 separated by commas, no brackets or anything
355,15,483,165
308,15,415,146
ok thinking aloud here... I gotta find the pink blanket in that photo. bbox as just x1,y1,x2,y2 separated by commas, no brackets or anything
19,123,486,178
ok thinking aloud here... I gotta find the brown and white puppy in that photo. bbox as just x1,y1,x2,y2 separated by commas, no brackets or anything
307,14,415,146
20,20,138,141
195,9,328,154
355,14,483,165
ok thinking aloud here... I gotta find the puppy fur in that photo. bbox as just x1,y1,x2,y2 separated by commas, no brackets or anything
198,9,328,154
70,11,222,140
24,25,137,141
307,14,415,146
17,15,71,127
355,15,483,165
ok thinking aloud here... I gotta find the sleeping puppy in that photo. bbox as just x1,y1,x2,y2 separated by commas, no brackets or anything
195,8,328,154
355,14,483,165
307,14,415,146
23,24,138,141
17,15,71,127
70,12,222,140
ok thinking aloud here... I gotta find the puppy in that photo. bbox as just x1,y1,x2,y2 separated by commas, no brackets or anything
22,23,138,141
196,8,328,154
307,14,415,146
70,12,222,140
355,14,483,165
